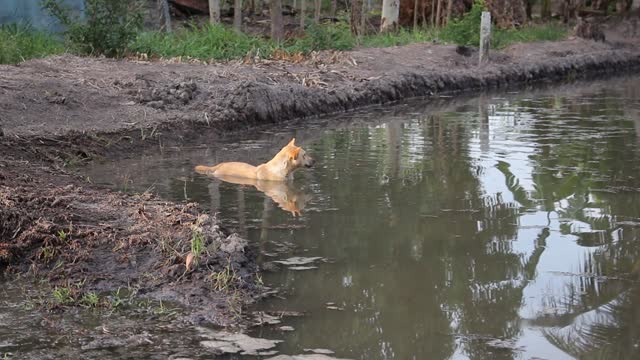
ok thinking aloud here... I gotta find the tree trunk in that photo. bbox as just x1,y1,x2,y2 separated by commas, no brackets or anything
300,0,306,30
431,0,436,27
541,0,550,19
331,0,337,16
526,0,533,19
208,0,220,24
314,0,321,23
271,0,284,41
435,0,442,27
413,0,420,30
446,0,453,26
351,0,363,36
381,0,400,31
485,0,527,28
234,0,242,31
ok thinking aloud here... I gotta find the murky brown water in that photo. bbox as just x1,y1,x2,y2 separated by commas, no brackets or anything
4,76,640,359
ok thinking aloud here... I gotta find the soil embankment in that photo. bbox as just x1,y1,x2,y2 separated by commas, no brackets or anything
1,19,639,324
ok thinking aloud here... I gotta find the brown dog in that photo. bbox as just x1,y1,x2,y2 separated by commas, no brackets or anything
194,138,315,181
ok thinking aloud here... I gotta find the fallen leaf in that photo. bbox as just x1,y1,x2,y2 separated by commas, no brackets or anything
185,252,195,271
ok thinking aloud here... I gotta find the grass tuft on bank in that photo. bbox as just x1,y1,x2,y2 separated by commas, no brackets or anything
0,24,65,64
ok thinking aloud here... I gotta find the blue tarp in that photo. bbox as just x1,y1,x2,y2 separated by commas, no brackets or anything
0,0,85,32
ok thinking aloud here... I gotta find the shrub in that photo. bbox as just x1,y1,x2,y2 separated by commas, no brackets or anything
42,0,144,57
440,0,486,46
0,23,64,64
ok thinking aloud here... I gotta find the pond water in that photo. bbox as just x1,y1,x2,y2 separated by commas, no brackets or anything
7,76,640,359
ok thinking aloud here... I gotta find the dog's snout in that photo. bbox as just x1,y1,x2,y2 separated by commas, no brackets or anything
306,157,316,168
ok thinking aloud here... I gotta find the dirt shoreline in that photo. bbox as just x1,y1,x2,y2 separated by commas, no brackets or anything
1,21,640,326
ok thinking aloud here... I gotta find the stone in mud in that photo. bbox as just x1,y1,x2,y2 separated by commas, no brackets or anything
220,233,248,253
279,326,295,331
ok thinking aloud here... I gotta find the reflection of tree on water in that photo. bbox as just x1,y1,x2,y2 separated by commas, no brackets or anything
299,112,550,359
495,84,640,359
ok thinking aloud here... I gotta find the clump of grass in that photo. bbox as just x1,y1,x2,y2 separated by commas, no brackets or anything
191,226,204,258
0,23,64,64
79,292,100,308
210,259,241,292
360,28,438,48
284,23,355,53
492,23,567,49
52,286,75,305
130,24,271,61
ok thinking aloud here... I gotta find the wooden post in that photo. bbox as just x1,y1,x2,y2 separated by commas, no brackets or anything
209,0,220,24
234,0,242,31
479,11,491,65
160,0,172,32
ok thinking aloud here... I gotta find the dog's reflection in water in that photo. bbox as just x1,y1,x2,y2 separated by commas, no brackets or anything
211,175,311,216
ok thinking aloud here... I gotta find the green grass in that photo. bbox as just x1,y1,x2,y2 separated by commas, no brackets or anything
79,291,100,308
492,23,568,49
129,20,566,63
52,286,74,305
130,24,269,61
360,28,438,48
0,16,567,65
0,24,65,64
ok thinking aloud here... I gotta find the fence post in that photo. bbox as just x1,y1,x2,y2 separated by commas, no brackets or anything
479,11,491,65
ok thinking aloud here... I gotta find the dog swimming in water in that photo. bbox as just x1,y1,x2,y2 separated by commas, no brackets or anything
194,138,315,181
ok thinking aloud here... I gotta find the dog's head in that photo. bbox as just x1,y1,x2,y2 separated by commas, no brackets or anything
283,138,315,169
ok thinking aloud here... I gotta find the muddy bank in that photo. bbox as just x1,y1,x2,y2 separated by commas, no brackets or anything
2,28,640,141
0,150,260,325
1,18,640,328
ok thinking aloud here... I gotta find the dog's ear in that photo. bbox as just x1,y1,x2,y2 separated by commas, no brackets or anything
289,147,301,160
287,138,296,147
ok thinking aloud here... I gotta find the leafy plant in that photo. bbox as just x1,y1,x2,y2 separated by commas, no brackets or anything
440,0,486,46
79,291,99,308
0,23,64,64
42,0,144,57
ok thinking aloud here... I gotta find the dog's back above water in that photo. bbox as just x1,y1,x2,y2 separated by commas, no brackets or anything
194,138,315,181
